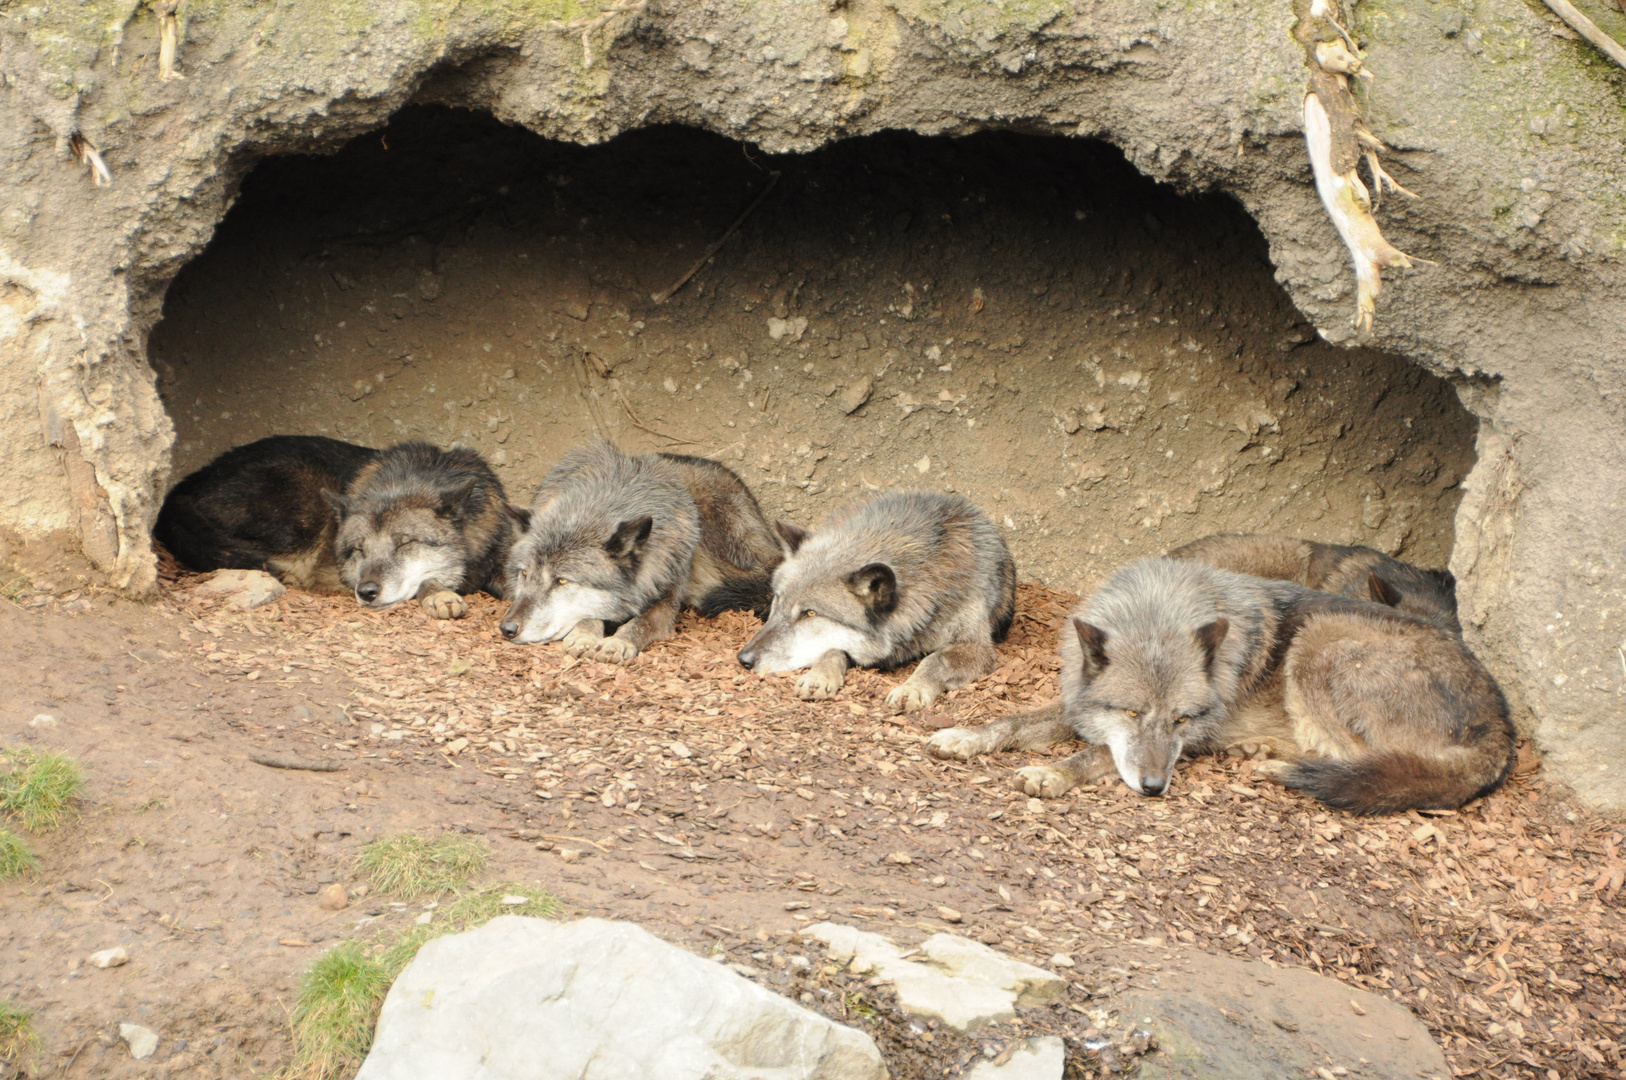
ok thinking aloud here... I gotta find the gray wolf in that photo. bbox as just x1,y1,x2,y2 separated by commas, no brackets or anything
499,440,783,663
736,491,1016,713
323,442,516,619
1169,533,1460,633
928,557,1512,814
155,435,379,593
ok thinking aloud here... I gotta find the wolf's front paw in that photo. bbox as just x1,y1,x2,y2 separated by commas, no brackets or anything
927,727,989,761
587,636,639,665
420,589,467,620
796,669,843,700
1013,765,1076,799
886,682,938,713
561,625,602,657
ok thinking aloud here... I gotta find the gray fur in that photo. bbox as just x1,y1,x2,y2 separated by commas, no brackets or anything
500,440,780,663
737,491,1015,712
931,557,1512,814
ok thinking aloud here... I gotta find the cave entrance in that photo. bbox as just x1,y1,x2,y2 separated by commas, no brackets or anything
148,106,1476,593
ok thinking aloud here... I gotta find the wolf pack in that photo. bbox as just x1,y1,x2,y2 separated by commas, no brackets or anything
157,434,1514,818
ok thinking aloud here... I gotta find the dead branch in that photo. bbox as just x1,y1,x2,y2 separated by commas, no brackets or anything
1540,0,1626,70
652,171,781,304
250,754,345,772
70,134,112,186
154,0,184,80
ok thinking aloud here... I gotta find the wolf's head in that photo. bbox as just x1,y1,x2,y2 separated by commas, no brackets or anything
737,520,893,673
325,487,472,608
1366,567,1462,634
1062,616,1230,798
498,511,655,643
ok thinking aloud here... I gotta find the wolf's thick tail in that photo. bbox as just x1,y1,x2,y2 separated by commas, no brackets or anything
1280,744,1514,815
694,570,774,619
153,495,236,572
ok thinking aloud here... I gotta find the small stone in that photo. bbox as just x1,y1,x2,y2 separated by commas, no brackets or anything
557,848,581,863
416,912,434,926
318,883,349,911
194,568,286,609
839,375,874,414
1049,954,1074,968
936,906,963,923
887,851,912,865
29,713,58,728
500,895,528,906
966,1035,1065,1079
668,741,692,759
119,1023,159,1060
89,947,128,968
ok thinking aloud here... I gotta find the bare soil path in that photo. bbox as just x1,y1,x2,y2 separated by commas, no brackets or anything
0,547,1621,1079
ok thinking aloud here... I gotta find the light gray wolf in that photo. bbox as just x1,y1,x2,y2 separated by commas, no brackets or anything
928,557,1512,814
1169,532,1460,633
736,491,1016,713
498,440,783,663
155,435,380,592
323,442,515,619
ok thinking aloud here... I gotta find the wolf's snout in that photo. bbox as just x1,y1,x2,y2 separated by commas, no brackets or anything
1140,775,1168,797
356,581,382,603
737,646,758,670
499,619,519,641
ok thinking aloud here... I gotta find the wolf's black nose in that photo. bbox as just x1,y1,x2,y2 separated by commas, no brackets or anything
1140,776,1167,797
737,648,757,669
500,620,519,641
357,582,381,603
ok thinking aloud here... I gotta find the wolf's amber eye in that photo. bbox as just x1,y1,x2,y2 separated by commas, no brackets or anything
1175,716,1190,725
556,577,569,586
1127,710,1139,718
803,608,817,619
517,569,529,582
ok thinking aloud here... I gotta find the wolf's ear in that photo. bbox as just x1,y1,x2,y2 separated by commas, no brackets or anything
1367,571,1403,609
775,520,811,555
605,515,655,559
1423,567,1456,591
1193,618,1229,675
1071,618,1110,680
846,562,897,615
500,502,532,532
436,477,479,516
320,489,353,516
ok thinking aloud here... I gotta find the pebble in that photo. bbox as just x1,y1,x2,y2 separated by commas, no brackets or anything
500,895,528,906
318,883,349,911
29,713,59,728
89,947,129,968
936,906,963,924
119,1023,159,1060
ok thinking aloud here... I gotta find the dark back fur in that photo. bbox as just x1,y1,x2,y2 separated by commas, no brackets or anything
154,436,378,577
659,452,784,618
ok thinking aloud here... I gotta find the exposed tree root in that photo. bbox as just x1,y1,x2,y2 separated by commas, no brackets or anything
69,134,112,186
1295,0,1421,334
156,0,185,81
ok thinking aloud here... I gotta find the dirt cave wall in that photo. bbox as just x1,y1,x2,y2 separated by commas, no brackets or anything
149,110,1476,592
2,0,1624,810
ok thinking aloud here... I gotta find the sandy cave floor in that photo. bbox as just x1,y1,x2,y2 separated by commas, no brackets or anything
0,550,1623,1079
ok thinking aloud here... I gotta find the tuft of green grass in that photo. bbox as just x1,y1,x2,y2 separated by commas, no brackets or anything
0,998,39,1072
356,831,489,899
286,883,558,1079
0,829,36,881
287,941,394,1080
0,747,85,832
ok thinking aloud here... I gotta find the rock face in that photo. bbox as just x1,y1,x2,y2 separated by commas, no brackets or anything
806,922,1065,1033
354,916,886,1080
2,0,1624,807
1123,949,1449,1080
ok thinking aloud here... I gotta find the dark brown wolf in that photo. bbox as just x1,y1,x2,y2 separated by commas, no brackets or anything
324,442,515,618
154,436,378,592
929,557,1512,814
1169,533,1460,633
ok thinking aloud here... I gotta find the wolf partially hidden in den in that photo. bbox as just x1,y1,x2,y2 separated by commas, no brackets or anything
1169,532,1461,634
737,491,1016,713
499,440,784,663
155,436,514,618
929,557,1513,814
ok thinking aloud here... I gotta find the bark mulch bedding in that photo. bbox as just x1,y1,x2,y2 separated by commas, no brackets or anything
163,576,1626,1079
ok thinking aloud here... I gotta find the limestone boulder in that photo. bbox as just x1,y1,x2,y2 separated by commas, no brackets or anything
354,916,885,1080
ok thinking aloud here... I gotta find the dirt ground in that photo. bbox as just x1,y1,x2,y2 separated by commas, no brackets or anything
1,536,1622,1080
147,107,1477,593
